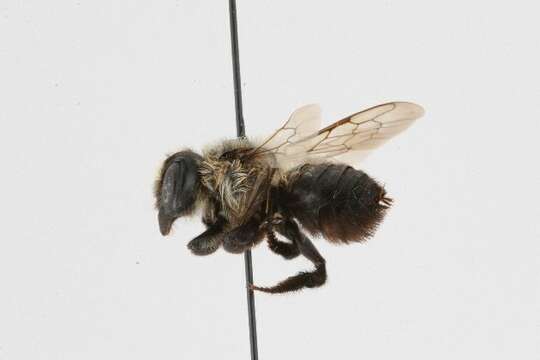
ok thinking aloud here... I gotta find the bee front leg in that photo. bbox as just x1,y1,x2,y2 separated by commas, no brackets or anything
187,217,226,256
252,219,326,294
222,217,265,254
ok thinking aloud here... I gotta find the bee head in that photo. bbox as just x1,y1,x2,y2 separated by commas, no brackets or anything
154,150,203,236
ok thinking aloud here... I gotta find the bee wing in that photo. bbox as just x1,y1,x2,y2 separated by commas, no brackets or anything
248,104,321,159
248,102,424,169
280,102,425,166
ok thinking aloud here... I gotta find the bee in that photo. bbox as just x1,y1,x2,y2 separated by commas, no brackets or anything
154,102,424,294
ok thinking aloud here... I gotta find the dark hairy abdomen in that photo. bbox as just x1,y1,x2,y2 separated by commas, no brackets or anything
281,163,391,243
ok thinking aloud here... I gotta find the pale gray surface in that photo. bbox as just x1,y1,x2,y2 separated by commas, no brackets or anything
1,1,539,359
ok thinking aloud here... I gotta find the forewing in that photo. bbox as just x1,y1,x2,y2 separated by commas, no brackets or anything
285,102,424,164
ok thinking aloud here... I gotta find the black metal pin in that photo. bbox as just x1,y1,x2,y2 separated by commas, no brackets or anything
228,1,259,359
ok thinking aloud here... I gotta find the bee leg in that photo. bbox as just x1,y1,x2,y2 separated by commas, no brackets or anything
187,218,226,256
252,219,327,294
266,229,300,260
222,218,265,254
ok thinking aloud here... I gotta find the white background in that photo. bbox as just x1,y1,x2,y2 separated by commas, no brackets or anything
1,1,539,359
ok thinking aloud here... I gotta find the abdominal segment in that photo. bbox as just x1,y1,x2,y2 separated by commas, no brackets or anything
282,163,391,243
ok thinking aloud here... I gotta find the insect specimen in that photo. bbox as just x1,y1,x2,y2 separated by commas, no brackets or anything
154,102,424,293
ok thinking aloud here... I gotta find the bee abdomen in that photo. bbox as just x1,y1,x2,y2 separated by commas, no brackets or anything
284,163,391,244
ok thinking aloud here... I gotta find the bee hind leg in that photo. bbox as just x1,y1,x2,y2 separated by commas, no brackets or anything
252,219,326,294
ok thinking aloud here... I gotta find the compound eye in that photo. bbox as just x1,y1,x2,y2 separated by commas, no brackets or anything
157,154,201,235
160,161,184,214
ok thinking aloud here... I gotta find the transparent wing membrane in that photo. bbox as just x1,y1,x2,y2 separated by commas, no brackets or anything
248,102,424,169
